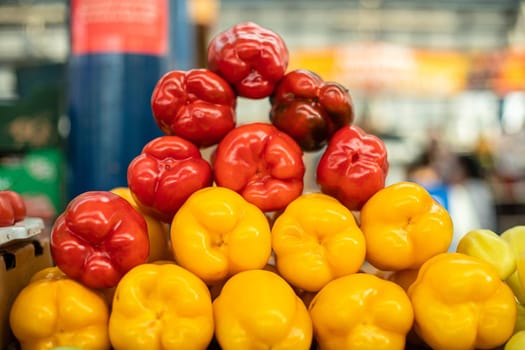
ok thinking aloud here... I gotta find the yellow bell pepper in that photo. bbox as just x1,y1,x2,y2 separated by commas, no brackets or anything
515,302,525,333
456,229,516,280
506,330,525,350
408,252,516,350
308,273,414,350
108,262,214,350
29,266,67,282
111,187,172,262
271,192,366,292
29,266,118,308
360,181,453,271
9,268,110,350
507,270,525,305
170,186,272,285
499,225,525,337
213,269,312,350
502,225,525,294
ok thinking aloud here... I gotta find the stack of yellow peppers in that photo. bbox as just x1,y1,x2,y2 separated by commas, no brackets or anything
8,182,524,350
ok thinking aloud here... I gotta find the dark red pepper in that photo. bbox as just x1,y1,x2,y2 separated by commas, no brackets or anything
270,69,354,151
316,125,389,211
207,22,289,99
212,122,305,212
127,135,213,223
151,69,237,148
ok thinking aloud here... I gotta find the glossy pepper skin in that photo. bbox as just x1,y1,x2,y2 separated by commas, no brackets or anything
170,186,271,285
408,252,516,350
207,21,289,99
50,191,149,289
127,135,213,223
212,122,305,212
150,69,236,148
271,193,366,292
308,273,414,350
9,267,110,350
269,69,354,151
110,187,172,262
316,125,388,211
213,269,312,350
360,181,453,271
109,262,214,350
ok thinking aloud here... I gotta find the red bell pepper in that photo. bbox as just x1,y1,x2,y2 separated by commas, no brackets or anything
207,21,289,99
0,190,26,226
270,69,354,151
50,191,149,289
316,125,389,211
127,135,213,223
212,122,305,212
151,69,237,148
0,196,14,227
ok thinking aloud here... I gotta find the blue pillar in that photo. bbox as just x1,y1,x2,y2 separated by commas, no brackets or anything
67,0,195,199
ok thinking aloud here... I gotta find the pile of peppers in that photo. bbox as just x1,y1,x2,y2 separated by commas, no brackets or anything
8,21,522,350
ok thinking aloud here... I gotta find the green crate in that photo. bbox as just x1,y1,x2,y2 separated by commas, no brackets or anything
0,148,66,222
0,86,63,152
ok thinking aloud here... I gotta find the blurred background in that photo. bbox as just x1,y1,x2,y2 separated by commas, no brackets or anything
0,0,524,237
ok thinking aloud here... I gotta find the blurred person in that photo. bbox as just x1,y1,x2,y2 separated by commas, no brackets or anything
443,153,498,251
406,139,449,210
492,128,525,202
406,143,497,252
406,152,449,211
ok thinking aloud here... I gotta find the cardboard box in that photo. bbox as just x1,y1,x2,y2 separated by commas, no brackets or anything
0,233,53,349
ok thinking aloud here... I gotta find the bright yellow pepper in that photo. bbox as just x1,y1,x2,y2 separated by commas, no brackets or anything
308,273,414,350
29,266,67,282
29,266,118,310
271,192,366,292
360,181,453,271
109,262,214,350
456,229,516,280
213,269,312,349
111,187,172,262
9,268,110,350
408,252,516,350
170,186,272,285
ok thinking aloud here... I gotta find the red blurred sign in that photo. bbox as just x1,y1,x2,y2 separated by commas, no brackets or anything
71,0,168,55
